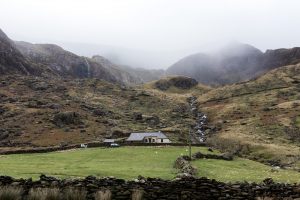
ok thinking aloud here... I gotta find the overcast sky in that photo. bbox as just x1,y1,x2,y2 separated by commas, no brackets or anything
1,0,300,68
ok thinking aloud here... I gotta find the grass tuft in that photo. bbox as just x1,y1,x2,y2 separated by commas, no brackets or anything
0,186,23,200
27,188,61,200
94,190,112,200
132,189,143,200
63,188,86,200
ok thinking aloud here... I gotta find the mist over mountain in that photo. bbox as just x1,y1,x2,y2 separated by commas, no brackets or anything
92,55,164,82
3,25,300,87
58,42,189,69
166,43,300,85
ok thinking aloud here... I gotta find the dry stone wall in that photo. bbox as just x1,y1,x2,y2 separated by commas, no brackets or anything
0,175,299,200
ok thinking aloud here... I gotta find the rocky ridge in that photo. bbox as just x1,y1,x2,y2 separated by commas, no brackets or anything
0,29,52,76
15,41,138,85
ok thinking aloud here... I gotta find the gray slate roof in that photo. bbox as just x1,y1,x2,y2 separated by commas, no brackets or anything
103,139,115,143
126,132,168,141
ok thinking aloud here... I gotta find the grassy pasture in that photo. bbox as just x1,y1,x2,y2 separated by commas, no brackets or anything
0,147,299,183
192,158,300,183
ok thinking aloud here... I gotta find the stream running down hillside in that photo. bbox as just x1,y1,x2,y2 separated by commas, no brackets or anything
187,96,208,143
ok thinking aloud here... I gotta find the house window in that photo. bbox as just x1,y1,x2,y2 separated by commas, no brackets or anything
161,139,163,142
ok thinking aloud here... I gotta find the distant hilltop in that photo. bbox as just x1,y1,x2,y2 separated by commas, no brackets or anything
166,43,300,85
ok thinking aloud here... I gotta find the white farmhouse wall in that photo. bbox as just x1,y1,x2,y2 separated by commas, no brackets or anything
157,138,171,143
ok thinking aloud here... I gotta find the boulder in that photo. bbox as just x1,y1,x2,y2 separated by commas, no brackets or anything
144,115,160,125
220,153,234,161
133,112,143,121
31,82,49,90
25,100,47,108
0,129,9,140
111,128,129,138
0,107,5,115
48,103,62,109
93,108,110,116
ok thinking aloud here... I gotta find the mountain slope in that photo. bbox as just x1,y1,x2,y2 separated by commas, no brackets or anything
0,28,142,85
92,55,164,83
0,29,51,76
15,41,144,85
0,74,194,149
167,43,300,86
197,63,300,169
147,64,300,169
91,55,143,85
15,41,129,84
117,65,165,82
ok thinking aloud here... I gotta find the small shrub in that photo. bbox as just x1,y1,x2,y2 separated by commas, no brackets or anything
27,188,61,200
132,189,143,200
63,188,86,200
0,186,23,200
27,188,47,200
206,136,250,156
94,190,112,200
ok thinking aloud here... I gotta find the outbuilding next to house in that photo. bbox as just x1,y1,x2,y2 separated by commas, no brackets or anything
126,132,171,143
103,139,116,146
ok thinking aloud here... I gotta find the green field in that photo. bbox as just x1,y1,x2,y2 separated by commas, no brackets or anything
192,158,300,183
0,147,299,183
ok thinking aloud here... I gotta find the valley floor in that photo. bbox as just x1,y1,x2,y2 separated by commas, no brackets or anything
0,147,299,183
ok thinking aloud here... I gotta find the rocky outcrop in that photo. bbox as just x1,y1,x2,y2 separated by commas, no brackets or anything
13,41,144,85
0,29,51,76
133,112,143,121
52,112,82,127
154,76,198,91
0,28,142,85
15,41,122,83
263,47,300,70
0,129,9,141
0,175,299,200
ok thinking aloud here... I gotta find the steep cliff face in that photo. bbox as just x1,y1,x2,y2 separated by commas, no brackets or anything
15,41,123,83
166,43,300,85
0,29,50,76
262,47,300,70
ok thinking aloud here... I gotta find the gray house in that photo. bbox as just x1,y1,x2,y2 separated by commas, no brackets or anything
126,132,171,143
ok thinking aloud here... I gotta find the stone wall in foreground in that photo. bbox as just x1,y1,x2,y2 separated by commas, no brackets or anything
0,175,300,200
